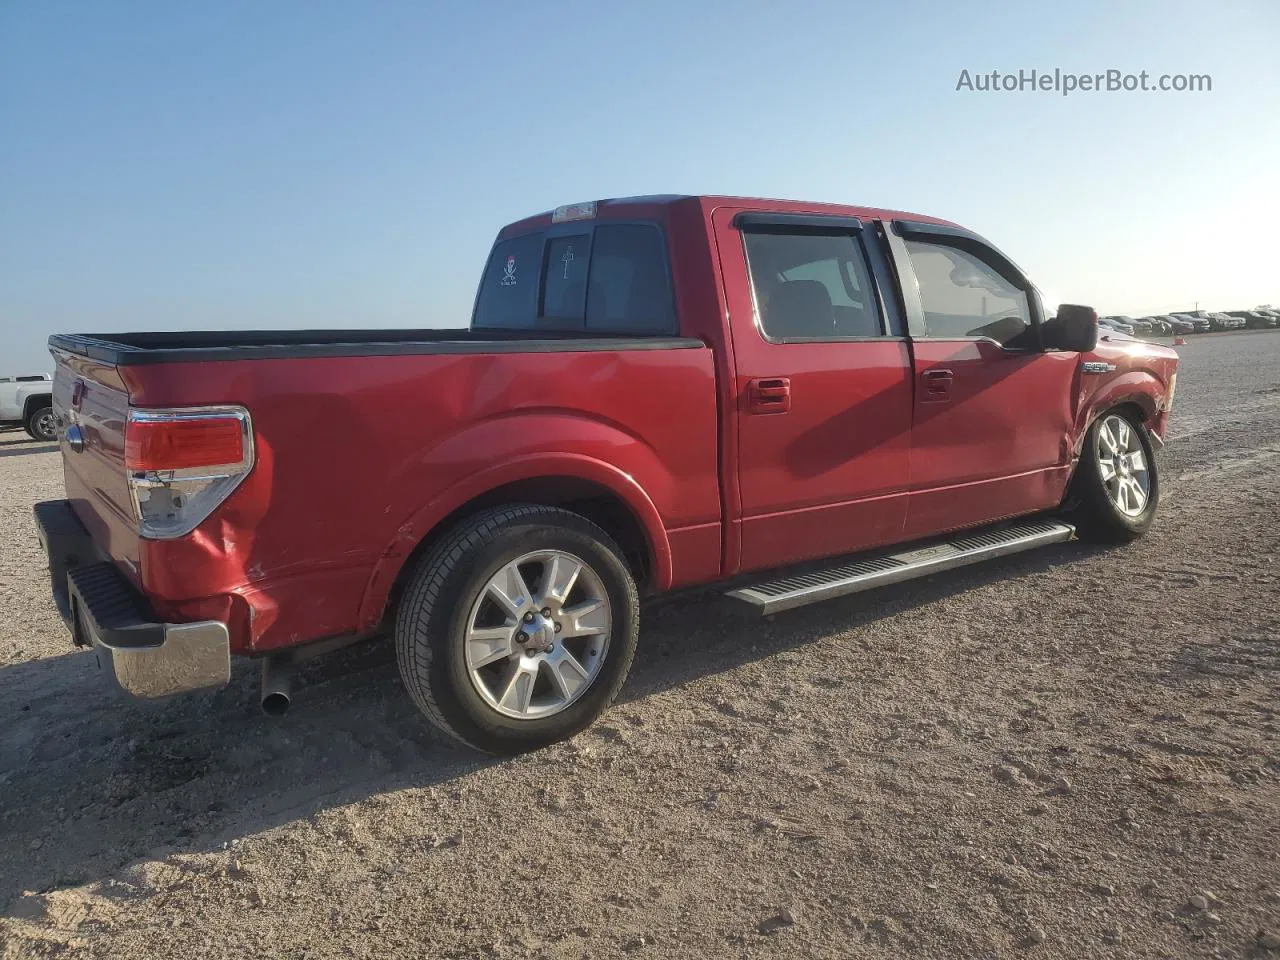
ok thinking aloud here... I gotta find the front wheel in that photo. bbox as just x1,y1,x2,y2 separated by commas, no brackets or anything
1064,410,1160,542
394,504,640,755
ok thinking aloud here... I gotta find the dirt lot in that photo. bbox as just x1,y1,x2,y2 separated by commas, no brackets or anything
2,333,1278,959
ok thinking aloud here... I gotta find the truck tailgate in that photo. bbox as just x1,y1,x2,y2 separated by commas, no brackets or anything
52,351,142,580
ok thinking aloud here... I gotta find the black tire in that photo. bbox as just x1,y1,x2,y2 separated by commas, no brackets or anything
1063,409,1160,543
25,404,57,442
394,504,640,755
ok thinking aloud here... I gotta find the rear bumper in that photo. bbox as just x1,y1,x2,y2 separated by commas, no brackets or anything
32,500,231,699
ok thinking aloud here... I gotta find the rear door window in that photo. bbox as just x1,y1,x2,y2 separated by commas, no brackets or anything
742,231,885,340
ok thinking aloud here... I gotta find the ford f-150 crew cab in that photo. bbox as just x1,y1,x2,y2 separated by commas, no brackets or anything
34,195,1179,754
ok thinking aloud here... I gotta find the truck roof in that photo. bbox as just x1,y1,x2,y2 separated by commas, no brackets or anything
498,194,961,239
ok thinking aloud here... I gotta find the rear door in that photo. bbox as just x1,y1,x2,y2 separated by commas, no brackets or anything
885,221,1076,539
712,208,913,573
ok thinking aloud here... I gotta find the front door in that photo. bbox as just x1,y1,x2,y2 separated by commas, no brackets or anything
712,208,915,573
888,225,1076,539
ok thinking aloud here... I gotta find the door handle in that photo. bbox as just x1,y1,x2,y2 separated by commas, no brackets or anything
922,368,953,400
747,377,791,414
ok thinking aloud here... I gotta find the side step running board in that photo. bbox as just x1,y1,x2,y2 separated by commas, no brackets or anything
725,519,1075,615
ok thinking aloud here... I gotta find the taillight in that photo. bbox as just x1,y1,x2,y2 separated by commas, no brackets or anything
126,415,245,471
125,407,255,539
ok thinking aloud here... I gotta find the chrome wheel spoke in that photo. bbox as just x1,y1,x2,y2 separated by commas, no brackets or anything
1099,424,1119,456
539,554,582,610
497,660,539,715
1113,418,1130,450
561,598,608,639
1129,478,1148,509
547,649,591,700
1099,458,1117,482
487,562,534,619
467,624,516,669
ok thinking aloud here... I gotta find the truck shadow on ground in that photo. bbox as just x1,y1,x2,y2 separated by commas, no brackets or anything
0,442,59,458
0,540,1104,911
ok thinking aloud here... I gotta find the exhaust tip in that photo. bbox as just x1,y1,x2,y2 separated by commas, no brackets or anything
261,691,291,717
260,654,294,717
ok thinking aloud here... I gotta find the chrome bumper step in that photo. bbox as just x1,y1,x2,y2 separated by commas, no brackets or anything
725,519,1076,614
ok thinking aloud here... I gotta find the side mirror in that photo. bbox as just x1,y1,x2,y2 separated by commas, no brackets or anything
1042,304,1099,352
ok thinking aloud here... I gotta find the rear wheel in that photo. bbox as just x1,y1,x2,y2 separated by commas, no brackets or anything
1064,410,1159,542
394,504,639,755
25,405,57,442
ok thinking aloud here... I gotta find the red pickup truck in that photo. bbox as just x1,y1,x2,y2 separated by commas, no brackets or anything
35,194,1178,754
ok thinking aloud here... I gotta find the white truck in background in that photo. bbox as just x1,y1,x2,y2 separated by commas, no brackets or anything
0,374,57,441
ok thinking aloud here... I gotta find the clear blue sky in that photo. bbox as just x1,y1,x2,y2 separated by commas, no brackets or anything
2,0,1277,374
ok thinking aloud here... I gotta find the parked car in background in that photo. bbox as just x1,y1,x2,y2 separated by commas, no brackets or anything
1105,315,1149,336
1184,310,1228,331
1162,315,1195,334
1171,314,1211,333
32,193,1179,754
1099,316,1135,335
1226,310,1277,329
1138,317,1172,336
1210,312,1245,330
1176,311,1217,333
0,373,56,440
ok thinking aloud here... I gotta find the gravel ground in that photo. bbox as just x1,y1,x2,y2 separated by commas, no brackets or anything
2,333,1278,960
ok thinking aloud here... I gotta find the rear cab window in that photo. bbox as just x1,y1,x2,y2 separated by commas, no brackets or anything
473,221,676,335
473,234,543,328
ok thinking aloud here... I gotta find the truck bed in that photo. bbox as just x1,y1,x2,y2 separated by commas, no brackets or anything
48,327,722,654
49,329,703,365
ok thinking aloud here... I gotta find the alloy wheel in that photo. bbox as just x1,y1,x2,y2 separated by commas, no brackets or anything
464,550,611,720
